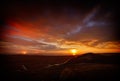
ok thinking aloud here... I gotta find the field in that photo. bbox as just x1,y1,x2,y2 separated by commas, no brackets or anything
0,53,120,81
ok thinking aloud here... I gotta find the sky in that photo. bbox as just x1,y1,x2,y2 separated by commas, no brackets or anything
0,0,120,55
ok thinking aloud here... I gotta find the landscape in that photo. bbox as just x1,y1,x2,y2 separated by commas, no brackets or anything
0,0,120,81
0,53,120,81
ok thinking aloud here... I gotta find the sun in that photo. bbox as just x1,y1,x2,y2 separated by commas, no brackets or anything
22,51,27,55
70,49,77,56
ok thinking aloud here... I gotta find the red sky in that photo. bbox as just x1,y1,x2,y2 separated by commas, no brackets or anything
0,0,120,55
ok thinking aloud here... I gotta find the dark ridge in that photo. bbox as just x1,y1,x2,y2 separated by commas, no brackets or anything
64,53,120,65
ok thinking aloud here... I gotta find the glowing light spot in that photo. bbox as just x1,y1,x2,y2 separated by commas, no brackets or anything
22,51,27,55
70,49,77,56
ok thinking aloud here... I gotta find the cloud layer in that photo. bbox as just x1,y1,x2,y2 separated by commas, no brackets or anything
0,0,120,54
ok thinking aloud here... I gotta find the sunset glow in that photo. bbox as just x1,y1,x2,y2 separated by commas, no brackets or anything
71,49,77,55
0,0,120,55
22,51,27,55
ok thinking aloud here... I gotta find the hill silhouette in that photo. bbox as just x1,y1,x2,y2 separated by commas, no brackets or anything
63,53,120,64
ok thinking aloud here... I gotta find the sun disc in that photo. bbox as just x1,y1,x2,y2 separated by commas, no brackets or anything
70,49,77,55
22,51,27,55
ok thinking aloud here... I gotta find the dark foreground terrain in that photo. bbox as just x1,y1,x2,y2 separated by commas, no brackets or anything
0,53,120,81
